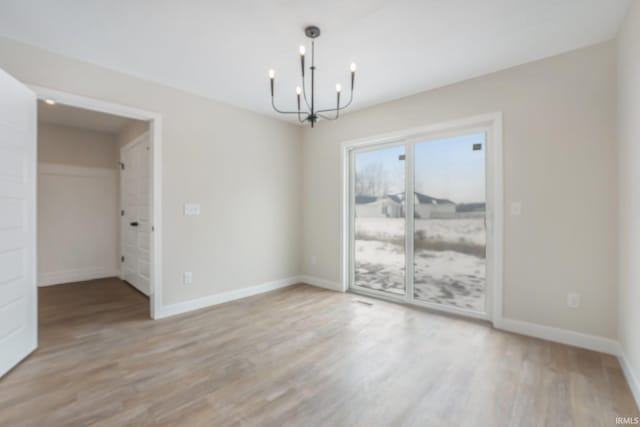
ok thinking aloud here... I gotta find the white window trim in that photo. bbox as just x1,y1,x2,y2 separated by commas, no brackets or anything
340,112,503,324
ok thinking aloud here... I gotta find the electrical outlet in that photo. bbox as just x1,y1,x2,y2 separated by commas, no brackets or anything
567,292,580,308
510,202,522,216
184,203,201,216
183,271,193,285
311,255,317,265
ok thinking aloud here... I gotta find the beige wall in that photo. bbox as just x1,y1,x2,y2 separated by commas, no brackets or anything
617,0,640,393
37,123,119,285
38,122,118,168
301,42,618,338
117,120,149,149
0,36,302,306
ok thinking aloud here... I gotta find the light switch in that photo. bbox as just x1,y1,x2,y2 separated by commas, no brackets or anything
184,203,201,216
183,272,193,285
567,293,580,308
510,202,522,216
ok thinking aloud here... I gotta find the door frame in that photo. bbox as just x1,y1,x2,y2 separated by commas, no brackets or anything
29,85,164,319
340,112,503,324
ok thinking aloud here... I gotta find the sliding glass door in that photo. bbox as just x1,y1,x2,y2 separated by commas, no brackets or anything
352,144,406,296
349,132,488,317
413,133,486,312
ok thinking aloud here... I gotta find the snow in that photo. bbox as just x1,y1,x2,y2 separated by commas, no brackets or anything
355,217,485,245
354,217,486,312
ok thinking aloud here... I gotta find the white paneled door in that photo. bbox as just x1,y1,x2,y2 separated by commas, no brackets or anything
0,68,37,377
121,133,151,296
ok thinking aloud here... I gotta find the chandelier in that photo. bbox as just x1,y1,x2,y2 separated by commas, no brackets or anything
269,26,356,128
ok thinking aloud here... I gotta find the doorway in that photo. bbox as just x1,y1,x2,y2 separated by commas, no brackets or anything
31,86,163,317
344,115,503,321
37,101,146,290
0,73,163,377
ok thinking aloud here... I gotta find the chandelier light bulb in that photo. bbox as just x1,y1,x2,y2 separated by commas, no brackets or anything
299,45,306,56
336,83,342,93
269,69,275,79
350,62,357,72
296,86,302,95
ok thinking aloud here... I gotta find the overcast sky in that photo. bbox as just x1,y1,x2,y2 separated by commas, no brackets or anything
355,132,485,204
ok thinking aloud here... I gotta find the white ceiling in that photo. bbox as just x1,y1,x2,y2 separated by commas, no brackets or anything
0,0,631,122
38,100,136,134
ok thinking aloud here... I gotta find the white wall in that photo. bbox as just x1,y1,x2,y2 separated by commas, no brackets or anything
617,0,640,401
302,42,618,339
0,36,302,307
37,123,119,285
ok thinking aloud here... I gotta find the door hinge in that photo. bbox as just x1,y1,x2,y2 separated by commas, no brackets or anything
121,256,125,262
120,162,125,170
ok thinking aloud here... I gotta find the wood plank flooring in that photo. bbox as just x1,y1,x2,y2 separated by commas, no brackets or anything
0,278,637,426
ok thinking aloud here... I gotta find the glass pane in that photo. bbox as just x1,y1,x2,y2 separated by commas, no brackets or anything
353,145,406,295
413,133,486,312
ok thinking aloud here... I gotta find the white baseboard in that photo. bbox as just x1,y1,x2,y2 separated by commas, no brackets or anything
299,275,343,292
156,276,301,319
493,317,619,355
38,267,120,287
619,347,640,410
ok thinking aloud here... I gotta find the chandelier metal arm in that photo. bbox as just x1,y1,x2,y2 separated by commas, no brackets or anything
300,41,313,112
316,88,354,114
300,74,312,112
271,97,308,115
310,40,316,116
299,39,312,112
317,113,337,121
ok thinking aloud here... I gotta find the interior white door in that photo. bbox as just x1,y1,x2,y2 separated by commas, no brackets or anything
0,68,37,377
120,133,151,296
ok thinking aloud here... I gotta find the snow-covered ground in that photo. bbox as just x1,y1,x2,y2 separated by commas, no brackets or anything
354,217,486,312
355,217,485,245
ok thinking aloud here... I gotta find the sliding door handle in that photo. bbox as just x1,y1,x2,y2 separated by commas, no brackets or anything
130,222,139,227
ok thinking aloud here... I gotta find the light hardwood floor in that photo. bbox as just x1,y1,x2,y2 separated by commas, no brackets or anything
0,278,637,426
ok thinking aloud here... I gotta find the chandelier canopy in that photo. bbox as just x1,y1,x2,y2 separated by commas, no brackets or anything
269,26,356,128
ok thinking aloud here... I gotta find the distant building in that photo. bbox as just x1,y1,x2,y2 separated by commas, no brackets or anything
355,192,457,218
413,193,456,218
355,195,403,218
